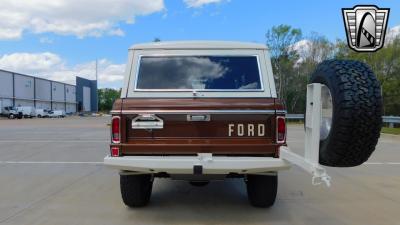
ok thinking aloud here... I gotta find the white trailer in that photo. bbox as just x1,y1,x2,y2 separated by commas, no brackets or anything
16,106,36,118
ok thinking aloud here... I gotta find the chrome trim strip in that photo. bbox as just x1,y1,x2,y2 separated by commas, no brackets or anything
134,89,265,92
110,110,287,115
187,114,211,121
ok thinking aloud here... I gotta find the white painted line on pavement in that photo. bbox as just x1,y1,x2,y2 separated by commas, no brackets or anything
364,162,383,165
364,162,400,165
0,161,103,164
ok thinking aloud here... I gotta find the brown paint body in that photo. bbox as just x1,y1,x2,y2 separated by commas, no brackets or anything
111,98,285,156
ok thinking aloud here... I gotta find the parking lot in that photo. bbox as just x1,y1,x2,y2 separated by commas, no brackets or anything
0,117,399,225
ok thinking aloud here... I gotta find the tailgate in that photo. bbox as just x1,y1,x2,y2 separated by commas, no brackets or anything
116,98,284,155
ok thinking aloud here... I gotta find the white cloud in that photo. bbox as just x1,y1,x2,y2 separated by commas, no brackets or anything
108,28,125,37
39,37,54,44
291,39,312,60
0,52,63,72
0,52,125,88
386,25,400,43
291,38,334,65
184,0,226,8
0,0,165,39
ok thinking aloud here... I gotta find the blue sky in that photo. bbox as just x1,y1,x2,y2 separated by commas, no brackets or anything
0,0,398,88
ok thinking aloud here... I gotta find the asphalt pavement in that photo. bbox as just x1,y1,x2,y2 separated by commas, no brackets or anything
0,117,399,225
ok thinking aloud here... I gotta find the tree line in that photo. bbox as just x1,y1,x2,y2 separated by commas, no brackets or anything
266,24,400,115
98,88,121,112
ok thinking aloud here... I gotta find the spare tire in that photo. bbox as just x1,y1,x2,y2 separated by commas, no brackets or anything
309,60,382,167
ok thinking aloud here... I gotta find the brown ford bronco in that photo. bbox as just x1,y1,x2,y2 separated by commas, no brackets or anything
105,41,382,208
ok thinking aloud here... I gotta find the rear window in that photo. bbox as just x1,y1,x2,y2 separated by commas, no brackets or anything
135,56,262,90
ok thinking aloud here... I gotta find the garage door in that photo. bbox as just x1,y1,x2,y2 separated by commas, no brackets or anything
83,86,91,112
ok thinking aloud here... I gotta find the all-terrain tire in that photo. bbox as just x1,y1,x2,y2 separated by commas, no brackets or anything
8,114,15,119
246,174,277,208
310,60,382,167
120,174,153,207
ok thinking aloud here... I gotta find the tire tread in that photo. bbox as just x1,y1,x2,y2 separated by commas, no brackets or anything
246,175,277,208
311,60,382,167
120,174,153,207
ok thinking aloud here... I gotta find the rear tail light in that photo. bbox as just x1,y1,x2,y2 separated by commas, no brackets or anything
111,147,120,157
276,116,286,144
111,116,121,143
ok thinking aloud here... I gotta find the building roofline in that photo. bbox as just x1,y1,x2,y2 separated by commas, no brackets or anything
0,69,76,87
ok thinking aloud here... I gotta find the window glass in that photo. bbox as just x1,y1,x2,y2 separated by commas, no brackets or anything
136,56,262,90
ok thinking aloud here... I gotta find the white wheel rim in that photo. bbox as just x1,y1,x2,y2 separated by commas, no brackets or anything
320,85,333,140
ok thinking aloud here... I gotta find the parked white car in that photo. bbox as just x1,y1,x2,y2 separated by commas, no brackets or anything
35,109,50,118
48,110,66,118
1,106,23,119
16,106,35,118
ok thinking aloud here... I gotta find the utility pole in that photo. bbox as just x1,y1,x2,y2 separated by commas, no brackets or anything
95,59,99,112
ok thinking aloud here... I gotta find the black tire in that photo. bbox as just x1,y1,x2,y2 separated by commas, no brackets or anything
120,174,153,207
17,113,23,119
8,114,15,119
37,115,42,118
246,174,277,208
310,60,382,167
189,181,210,187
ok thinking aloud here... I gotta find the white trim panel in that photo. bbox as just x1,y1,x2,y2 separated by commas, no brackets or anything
126,49,274,98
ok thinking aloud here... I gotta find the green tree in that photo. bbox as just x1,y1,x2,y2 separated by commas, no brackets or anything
266,25,335,113
98,88,121,112
291,33,335,113
266,24,302,104
266,24,400,115
335,37,400,115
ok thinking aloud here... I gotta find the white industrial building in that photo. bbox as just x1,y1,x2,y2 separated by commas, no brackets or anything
0,69,77,113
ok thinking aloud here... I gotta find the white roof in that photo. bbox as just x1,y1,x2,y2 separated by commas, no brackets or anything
130,41,267,50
